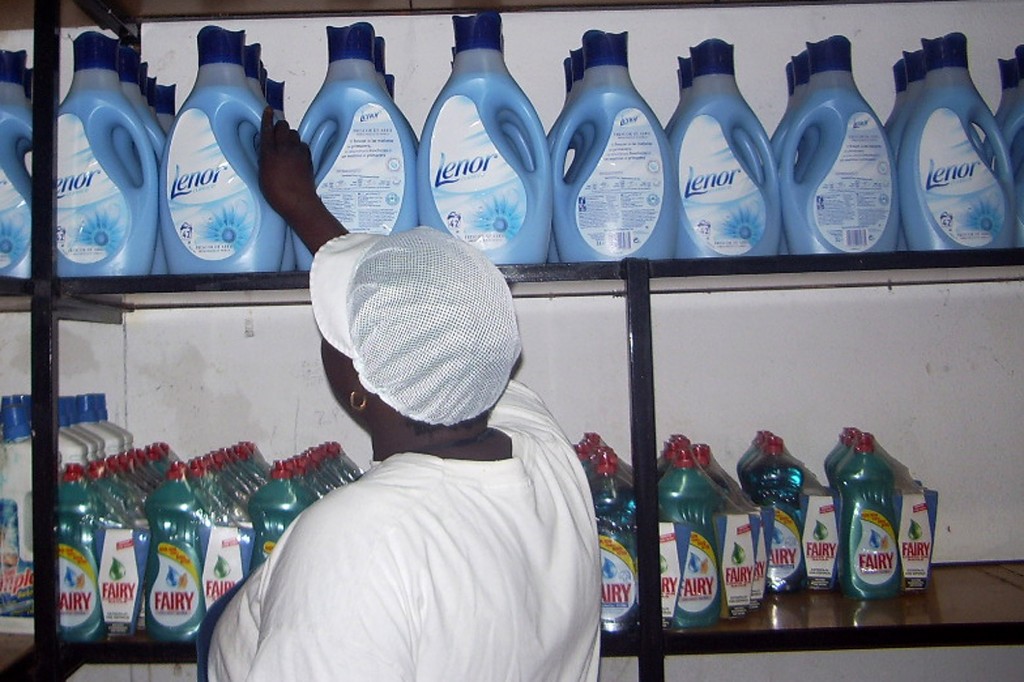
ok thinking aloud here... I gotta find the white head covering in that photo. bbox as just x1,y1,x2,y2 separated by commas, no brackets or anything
310,227,521,426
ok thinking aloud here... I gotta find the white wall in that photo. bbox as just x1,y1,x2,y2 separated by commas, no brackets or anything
3,1,1024,680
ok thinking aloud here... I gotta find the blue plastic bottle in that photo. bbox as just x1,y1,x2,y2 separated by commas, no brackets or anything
550,30,676,262
419,12,552,265
296,23,419,270
0,50,32,278
58,463,108,642
899,32,1015,251
738,434,807,592
770,51,811,171
663,56,693,138
143,461,208,641
996,50,1024,247
56,31,159,277
154,83,176,134
778,36,899,255
160,26,287,274
834,432,901,599
668,39,781,258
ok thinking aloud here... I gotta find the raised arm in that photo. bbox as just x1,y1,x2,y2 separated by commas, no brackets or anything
259,107,348,254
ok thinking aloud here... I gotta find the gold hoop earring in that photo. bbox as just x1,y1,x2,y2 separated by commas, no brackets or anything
349,391,368,412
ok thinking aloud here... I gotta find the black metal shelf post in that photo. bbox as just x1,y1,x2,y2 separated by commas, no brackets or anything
31,0,63,680
622,259,664,682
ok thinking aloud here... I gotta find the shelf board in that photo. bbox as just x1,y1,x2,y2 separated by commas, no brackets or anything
56,562,1024,672
50,250,1024,313
601,562,1024,657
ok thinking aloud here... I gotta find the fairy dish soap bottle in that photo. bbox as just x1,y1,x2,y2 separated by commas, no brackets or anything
899,32,1015,250
668,38,781,259
56,31,160,276
297,22,418,270
0,49,31,278
143,461,208,641
834,432,901,599
657,443,723,628
57,463,107,642
738,434,807,593
418,11,552,265
778,35,899,255
591,446,639,633
160,25,287,274
248,460,314,571
549,29,676,262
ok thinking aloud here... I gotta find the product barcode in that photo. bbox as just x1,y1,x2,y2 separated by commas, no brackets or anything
606,232,631,251
845,229,868,247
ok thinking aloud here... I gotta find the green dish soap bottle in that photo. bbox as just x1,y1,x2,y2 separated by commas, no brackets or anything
58,463,107,642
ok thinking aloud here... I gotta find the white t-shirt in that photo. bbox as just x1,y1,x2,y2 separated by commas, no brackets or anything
210,380,601,681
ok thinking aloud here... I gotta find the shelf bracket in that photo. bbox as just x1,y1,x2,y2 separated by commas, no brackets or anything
74,0,140,44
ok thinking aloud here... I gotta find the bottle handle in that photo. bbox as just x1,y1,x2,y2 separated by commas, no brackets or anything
300,117,340,185
90,105,158,194
970,107,1014,182
0,117,32,193
729,122,778,196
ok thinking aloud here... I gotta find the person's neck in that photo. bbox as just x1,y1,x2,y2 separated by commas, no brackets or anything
372,423,511,463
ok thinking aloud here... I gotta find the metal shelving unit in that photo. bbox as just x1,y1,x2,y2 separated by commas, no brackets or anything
19,0,1024,679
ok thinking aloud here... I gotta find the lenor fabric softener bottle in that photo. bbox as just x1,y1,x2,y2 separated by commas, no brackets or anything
418,11,552,265
834,433,901,599
996,50,1024,247
143,461,207,641
778,35,899,254
56,31,159,276
549,29,676,262
668,38,781,258
160,26,287,274
0,50,31,278
297,22,418,270
57,464,107,642
898,32,1015,250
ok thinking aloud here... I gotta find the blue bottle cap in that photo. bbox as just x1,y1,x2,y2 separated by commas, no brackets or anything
58,396,77,428
74,31,119,72
806,35,852,75
327,23,375,63
198,26,245,67
385,73,395,98
75,393,101,422
903,49,926,83
1016,44,1024,74
582,30,628,69
1,403,30,441
570,47,584,83
146,76,157,105
562,56,572,93
792,50,810,86
999,58,1020,91
690,38,734,77
155,83,176,115
244,43,262,79
892,57,907,93
785,60,795,96
453,11,502,53
374,35,386,74
117,45,140,83
0,50,26,85
922,32,968,71
266,78,284,111
677,56,693,90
